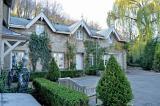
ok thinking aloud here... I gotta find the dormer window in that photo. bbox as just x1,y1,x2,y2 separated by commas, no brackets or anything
76,30,83,40
109,35,113,44
36,25,44,35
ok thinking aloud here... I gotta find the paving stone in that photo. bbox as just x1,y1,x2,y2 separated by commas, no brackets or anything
0,93,41,106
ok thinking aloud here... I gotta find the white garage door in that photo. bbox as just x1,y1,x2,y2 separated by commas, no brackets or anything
104,52,126,71
76,54,83,70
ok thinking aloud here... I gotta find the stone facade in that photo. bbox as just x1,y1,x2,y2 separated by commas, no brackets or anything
9,18,127,71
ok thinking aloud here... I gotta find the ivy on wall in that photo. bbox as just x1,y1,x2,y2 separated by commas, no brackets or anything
84,40,105,74
66,40,76,70
29,32,52,72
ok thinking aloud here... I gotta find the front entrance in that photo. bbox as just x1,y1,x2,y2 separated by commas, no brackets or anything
76,54,83,70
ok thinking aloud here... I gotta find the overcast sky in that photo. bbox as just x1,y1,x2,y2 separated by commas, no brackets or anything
38,0,114,29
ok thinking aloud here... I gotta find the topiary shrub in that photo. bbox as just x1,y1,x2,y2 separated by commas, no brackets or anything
96,55,133,106
46,58,60,82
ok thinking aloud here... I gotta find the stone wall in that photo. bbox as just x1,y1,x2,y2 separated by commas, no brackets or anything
10,20,127,70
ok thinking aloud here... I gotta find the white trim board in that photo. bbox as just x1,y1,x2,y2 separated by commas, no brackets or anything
26,12,56,32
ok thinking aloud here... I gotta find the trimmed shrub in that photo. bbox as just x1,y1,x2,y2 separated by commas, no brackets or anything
153,42,160,72
141,39,157,70
96,55,133,106
61,70,83,78
85,66,97,75
33,78,89,106
30,72,47,81
46,58,60,82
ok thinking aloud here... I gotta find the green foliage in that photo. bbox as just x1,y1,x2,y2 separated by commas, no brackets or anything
108,0,160,65
141,39,157,70
84,40,105,75
30,71,48,81
66,40,76,70
96,55,133,106
30,70,83,81
29,32,51,71
60,70,83,78
0,71,7,93
46,58,60,82
85,66,97,75
33,78,89,106
153,41,160,72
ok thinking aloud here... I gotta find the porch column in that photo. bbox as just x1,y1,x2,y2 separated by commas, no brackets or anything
0,0,3,72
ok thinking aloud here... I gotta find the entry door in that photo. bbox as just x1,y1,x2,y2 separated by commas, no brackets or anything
76,54,83,70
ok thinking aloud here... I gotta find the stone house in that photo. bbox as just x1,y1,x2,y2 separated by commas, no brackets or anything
0,0,27,72
1,3,126,71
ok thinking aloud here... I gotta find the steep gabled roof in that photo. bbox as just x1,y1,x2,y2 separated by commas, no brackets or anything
53,23,70,32
10,16,31,28
9,12,124,40
26,12,56,32
97,26,125,42
69,20,92,36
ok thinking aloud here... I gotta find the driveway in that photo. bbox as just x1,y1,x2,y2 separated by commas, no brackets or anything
127,67,160,106
73,67,160,106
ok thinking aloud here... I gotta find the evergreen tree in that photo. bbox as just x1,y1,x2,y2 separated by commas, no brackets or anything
153,41,160,72
141,39,157,70
46,58,60,82
96,55,133,106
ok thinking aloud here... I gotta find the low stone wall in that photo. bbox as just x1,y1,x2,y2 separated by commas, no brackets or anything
58,77,96,96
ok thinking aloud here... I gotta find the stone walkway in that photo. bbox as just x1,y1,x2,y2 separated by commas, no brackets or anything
72,67,160,106
0,93,41,106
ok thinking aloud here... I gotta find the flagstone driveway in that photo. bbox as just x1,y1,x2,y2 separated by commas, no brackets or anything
73,67,160,106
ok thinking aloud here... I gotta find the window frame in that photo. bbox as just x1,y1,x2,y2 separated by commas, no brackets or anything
35,24,44,36
89,54,94,66
76,30,83,40
53,52,65,69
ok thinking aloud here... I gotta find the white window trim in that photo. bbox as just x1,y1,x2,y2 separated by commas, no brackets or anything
76,30,83,40
36,24,44,36
53,53,65,69
89,54,94,66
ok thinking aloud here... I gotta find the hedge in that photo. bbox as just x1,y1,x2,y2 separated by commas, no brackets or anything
33,78,89,106
30,70,83,81
30,72,47,81
60,70,83,78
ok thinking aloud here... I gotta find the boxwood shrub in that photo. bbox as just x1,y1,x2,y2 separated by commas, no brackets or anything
30,70,83,81
60,70,83,78
97,55,133,106
30,72,47,81
33,78,89,106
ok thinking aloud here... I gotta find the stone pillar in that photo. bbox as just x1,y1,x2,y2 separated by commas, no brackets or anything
0,0,3,71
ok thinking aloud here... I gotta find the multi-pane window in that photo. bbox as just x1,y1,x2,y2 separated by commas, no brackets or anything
53,53,64,69
76,30,83,40
89,54,94,66
36,25,44,35
12,51,24,66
